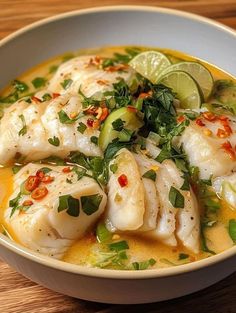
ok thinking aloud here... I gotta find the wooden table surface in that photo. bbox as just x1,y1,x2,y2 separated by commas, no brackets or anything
0,1,236,312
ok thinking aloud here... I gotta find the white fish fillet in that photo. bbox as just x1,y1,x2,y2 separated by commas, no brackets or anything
180,119,236,179
145,142,200,253
213,173,236,209
106,148,145,231
0,92,102,165
4,163,107,259
48,55,135,97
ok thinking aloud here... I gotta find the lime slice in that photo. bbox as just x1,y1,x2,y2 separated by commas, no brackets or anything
129,51,171,83
159,70,202,109
98,107,143,151
160,62,213,100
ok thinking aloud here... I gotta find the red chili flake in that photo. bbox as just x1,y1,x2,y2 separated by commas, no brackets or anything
223,124,232,135
202,111,216,121
118,174,128,187
127,106,138,113
221,141,236,160
22,200,33,206
87,118,94,127
52,93,60,99
177,115,185,123
195,118,205,127
36,170,45,179
25,176,40,192
217,128,229,138
138,92,150,99
62,167,71,173
32,96,42,103
41,176,54,184
31,186,48,200
218,115,228,121
99,107,109,122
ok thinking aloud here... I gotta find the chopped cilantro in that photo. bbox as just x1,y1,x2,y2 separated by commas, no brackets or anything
48,136,60,147
142,169,156,181
169,186,185,208
18,114,27,136
132,258,156,270
77,122,87,134
13,80,29,93
58,194,80,217
32,77,47,89
112,118,125,131
90,136,98,145
81,194,103,215
108,240,129,252
61,78,73,90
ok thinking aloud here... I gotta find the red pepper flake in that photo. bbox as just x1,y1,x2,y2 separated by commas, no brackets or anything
217,128,229,138
87,118,94,128
22,200,33,206
118,174,128,187
138,92,150,99
177,115,185,123
36,170,45,179
62,167,71,173
105,64,129,72
202,112,216,121
195,118,205,127
221,141,236,160
25,176,40,192
31,186,48,200
32,96,42,103
41,176,54,184
52,93,60,99
99,107,109,122
127,106,138,113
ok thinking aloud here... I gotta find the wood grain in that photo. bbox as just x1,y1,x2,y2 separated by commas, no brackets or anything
0,1,236,312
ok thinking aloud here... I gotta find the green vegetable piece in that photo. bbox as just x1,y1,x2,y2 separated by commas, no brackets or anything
110,163,118,174
9,192,22,217
58,110,78,124
169,186,185,208
42,93,52,101
61,78,73,90
112,118,125,131
13,80,29,93
18,114,27,136
20,180,31,195
178,253,189,260
58,194,80,217
38,167,52,174
132,258,156,270
142,169,156,181
229,219,236,243
108,240,129,252
77,122,87,134
32,77,47,89
96,222,112,243
48,136,60,147
81,194,103,215
12,165,23,174
99,107,143,151
90,136,98,145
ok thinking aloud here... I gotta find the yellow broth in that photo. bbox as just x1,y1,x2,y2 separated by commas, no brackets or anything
0,46,235,269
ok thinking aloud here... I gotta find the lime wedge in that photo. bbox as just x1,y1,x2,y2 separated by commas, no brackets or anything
159,70,202,109
160,61,213,100
129,51,171,83
98,107,143,151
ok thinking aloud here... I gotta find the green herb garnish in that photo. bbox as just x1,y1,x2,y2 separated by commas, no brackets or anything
18,114,27,136
108,240,129,252
81,194,103,215
32,77,47,89
142,169,156,181
169,186,185,208
58,194,80,217
48,136,60,147
77,122,87,134
61,78,73,90
229,219,236,243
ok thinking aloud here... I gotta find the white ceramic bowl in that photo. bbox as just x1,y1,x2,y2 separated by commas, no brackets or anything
0,5,235,304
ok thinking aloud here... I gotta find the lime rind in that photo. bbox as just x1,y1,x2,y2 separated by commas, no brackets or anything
159,70,202,109
159,61,213,100
129,51,171,84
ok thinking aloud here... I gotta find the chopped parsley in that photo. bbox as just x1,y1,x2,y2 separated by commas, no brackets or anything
81,194,103,215
90,136,98,145
18,114,27,136
77,122,87,134
142,169,156,181
169,186,185,208
108,240,129,252
61,78,73,90
58,110,80,124
58,194,80,217
32,77,47,89
48,136,60,147
13,80,29,93
112,118,125,131
9,192,22,217
229,219,236,243
178,253,189,260
132,258,156,270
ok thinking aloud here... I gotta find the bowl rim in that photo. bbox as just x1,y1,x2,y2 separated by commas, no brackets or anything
0,5,235,280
